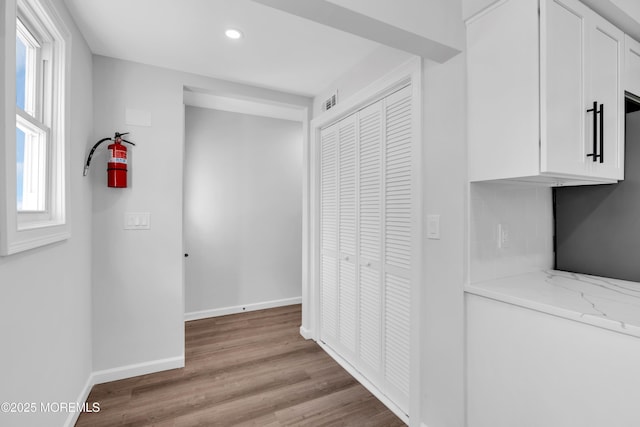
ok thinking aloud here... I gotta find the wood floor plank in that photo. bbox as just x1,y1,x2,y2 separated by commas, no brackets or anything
76,304,405,426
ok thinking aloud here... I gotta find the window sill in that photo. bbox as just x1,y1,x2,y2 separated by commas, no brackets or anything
1,224,69,256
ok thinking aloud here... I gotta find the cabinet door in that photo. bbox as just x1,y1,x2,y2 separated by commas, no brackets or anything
625,35,640,98
467,0,541,182
541,0,624,181
587,15,624,180
540,0,588,177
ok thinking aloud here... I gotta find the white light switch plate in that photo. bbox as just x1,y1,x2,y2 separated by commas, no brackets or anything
124,212,151,230
427,214,440,239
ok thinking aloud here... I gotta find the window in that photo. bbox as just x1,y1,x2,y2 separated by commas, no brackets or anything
0,0,70,255
16,16,48,212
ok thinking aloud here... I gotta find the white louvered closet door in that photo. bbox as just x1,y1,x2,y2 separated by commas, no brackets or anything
358,100,383,382
319,114,359,362
381,86,413,411
337,115,358,360
320,124,338,347
319,85,414,416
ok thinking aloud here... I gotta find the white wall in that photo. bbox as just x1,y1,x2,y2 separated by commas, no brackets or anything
313,46,413,117
420,55,467,427
91,56,186,374
469,183,554,283
184,107,302,314
0,0,94,426
90,56,311,377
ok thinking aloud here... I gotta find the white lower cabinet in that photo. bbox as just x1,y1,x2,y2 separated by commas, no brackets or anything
466,293,640,427
467,0,625,185
319,85,414,415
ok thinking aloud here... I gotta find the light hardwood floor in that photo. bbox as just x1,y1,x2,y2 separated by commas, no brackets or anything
76,304,405,426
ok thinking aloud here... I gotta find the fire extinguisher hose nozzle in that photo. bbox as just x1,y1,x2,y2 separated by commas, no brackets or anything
83,137,113,177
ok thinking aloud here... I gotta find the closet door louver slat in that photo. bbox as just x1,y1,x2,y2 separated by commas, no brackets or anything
359,104,382,264
384,92,412,271
359,265,381,370
321,127,338,254
384,273,411,396
339,120,357,258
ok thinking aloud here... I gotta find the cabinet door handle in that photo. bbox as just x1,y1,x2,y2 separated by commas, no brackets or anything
586,101,598,162
599,103,604,163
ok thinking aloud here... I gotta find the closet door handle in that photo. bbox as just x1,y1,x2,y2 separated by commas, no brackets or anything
586,101,598,162
599,103,604,163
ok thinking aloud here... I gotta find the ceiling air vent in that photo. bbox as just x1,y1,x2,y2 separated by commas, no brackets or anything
323,90,338,111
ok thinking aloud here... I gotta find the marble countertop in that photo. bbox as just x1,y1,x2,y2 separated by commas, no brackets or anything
465,270,640,338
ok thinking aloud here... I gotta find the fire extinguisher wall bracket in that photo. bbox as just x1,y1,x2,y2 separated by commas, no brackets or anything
83,132,135,188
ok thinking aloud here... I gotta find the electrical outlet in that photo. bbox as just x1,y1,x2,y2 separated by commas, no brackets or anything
497,223,510,249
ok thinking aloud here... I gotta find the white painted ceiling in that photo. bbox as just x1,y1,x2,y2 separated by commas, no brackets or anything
64,0,385,97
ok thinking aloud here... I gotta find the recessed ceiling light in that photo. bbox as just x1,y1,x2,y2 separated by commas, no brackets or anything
225,29,243,40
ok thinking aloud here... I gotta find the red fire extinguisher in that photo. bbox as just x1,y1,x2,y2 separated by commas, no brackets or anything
83,132,136,188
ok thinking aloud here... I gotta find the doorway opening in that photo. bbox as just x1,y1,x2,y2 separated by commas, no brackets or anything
182,89,309,321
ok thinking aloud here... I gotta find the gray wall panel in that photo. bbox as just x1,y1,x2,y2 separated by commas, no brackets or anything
554,110,640,281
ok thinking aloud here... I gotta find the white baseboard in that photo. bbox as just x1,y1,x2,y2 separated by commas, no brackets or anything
92,355,185,385
299,325,313,340
63,373,95,427
64,355,184,426
318,341,409,425
184,296,302,321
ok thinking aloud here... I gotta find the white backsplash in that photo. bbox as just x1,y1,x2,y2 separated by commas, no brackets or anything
470,182,554,283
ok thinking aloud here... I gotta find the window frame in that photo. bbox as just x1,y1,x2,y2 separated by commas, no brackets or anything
16,110,50,214
16,16,42,119
0,0,71,256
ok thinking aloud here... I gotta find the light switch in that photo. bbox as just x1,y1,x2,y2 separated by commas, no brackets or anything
124,212,151,230
497,223,510,249
427,214,440,240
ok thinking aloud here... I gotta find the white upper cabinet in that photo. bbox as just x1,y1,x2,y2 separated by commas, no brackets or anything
468,0,625,185
625,35,640,98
